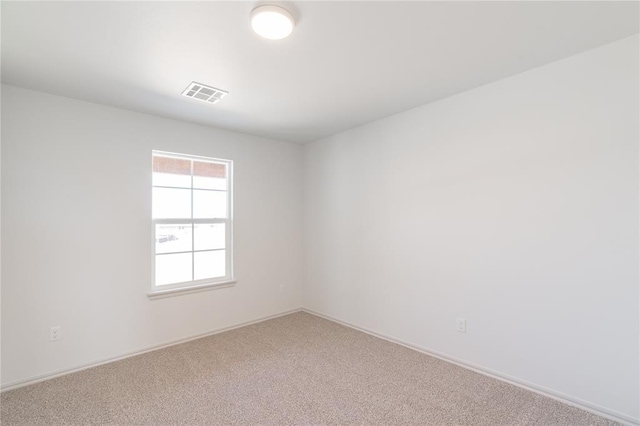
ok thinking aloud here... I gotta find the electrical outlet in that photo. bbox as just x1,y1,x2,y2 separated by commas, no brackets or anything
456,318,466,333
279,285,285,294
50,326,61,341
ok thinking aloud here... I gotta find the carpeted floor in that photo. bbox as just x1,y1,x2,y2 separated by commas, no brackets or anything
1,312,617,425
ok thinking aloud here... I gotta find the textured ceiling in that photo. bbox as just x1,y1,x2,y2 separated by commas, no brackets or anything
2,1,638,143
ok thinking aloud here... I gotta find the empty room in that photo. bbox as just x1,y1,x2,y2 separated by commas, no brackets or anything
1,1,638,425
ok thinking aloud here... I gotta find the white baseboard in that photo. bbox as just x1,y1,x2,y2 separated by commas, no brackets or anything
4,306,637,425
302,308,639,426
1,308,303,393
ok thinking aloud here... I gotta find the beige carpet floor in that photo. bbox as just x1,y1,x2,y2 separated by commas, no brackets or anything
1,312,617,425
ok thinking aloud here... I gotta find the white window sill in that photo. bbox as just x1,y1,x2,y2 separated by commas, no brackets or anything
147,280,237,300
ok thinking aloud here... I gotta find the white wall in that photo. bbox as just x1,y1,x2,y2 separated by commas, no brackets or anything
2,33,638,424
1,85,303,386
303,35,639,421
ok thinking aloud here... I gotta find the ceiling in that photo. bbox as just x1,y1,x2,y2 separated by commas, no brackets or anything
2,1,638,143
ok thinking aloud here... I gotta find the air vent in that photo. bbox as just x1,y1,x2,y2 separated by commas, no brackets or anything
182,82,228,104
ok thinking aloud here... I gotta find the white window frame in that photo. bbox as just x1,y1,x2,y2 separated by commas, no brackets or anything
149,151,235,299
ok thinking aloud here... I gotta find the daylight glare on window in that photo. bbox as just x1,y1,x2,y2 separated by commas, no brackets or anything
151,153,232,290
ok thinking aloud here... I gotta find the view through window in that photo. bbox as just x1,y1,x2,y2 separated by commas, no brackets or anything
152,152,233,291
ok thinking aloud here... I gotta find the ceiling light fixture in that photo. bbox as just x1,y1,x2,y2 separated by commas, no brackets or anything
250,5,295,40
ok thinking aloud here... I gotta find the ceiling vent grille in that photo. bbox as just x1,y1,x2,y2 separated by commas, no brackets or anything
182,82,228,104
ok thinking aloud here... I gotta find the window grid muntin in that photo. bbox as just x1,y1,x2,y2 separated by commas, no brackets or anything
152,151,232,291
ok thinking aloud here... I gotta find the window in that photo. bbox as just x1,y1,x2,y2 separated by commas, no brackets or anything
151,151,233,296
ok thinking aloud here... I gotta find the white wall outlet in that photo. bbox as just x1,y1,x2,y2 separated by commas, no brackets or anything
456,318,466,333
50,326,61,341
279,284,285,294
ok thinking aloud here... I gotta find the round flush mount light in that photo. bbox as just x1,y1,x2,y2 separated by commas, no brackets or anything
250,5,295,40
